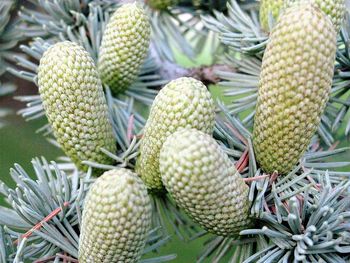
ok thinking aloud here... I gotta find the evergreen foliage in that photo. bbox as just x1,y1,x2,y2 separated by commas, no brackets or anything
1,0,350,262
0,0,23,127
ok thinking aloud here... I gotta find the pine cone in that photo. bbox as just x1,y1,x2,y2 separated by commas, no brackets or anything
38,41,116,172
253,4,337,174
98,3,151,94
259,0,284,31
79,169,152,263
160,129,251,237
136,77,215,193
288,0,345,32
260,0,346,32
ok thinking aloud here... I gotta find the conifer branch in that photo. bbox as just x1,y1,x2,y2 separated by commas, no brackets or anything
2,1,350,262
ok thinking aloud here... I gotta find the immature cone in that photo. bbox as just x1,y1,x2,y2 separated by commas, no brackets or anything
253,4,337,174
136,77,215,193
260,0,346,32
260,0,284,31
98,3,151,94
160,129,251,236
147,0,178,10
79,169,152,262
38,41,116,172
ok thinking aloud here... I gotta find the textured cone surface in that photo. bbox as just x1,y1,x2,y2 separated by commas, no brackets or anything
160,129,251,237
253,5,336,174
260,0,284,31
260,0,346,32
98,3,151,94
148,0,178,10
38,41,116,172
136,77,215,193
79,169,152,263
287,0,345,32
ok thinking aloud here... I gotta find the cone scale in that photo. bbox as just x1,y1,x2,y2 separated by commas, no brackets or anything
260,0,284,31
259,0,346,32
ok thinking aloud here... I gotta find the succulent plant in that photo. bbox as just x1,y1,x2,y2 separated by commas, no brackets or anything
79,168,152,262
253,4,337,174
38,41,116,172
98,3,151,94
136,77,216,193
160,128,251,236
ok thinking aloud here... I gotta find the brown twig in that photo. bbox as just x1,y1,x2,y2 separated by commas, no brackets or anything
296,194,304,217
127,114,135,143
14,202,70,245
150,43,235,85
243,174,269,183
34,255,56,263
224,122,248,146
263,199,271,213
187,64,235,85
328,141,340,151
311,141,320,152
235,149,249,173
269,171,279,185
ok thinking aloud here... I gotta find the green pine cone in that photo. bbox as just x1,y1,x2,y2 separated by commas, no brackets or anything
136,77,215,193
98,3,151,94
260,0,284,31
287,0,346,32
79,168,152,263
260,0,346,32
253,4,337,174
147,0,178,10
38,41,116,172
160,129,251,237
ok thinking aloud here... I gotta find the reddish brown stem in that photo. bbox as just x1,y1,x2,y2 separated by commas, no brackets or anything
34,255,56,263
296,194,304,216
263,200,271,213
14,202,70,245
243,174,269,183
187,64,235,85
311,141,320,152
269,171,279,185
127,114,135,143
236,149,249,173
224,122,248,146
329,141,340,151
